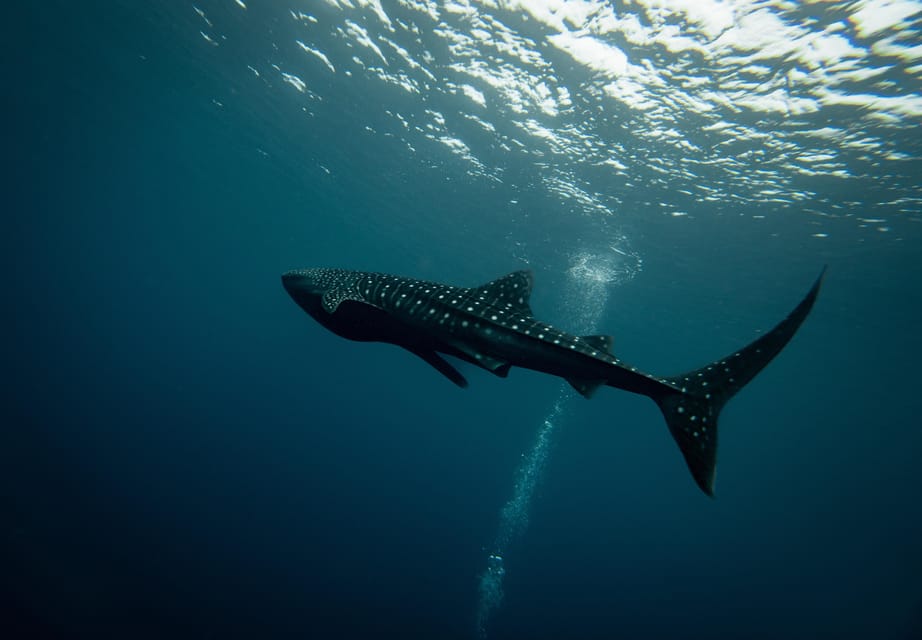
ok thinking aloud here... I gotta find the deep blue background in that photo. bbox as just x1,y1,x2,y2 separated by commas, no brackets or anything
5,3,922,639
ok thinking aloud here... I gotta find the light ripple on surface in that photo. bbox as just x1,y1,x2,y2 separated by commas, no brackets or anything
194,0,922,239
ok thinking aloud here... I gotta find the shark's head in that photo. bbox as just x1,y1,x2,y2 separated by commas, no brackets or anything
282,267,357,319
283,267,336,294
283,267,395,343
283,267,344,302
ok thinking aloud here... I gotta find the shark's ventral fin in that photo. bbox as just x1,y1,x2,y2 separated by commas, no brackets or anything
461,347,512,377
567,378,607,398
566,337,614,396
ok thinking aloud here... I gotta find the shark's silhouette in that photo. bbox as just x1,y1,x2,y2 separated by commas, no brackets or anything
282,267,824,495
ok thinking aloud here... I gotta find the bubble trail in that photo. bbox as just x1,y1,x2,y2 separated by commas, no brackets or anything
474,393,567,638
475,249,635,638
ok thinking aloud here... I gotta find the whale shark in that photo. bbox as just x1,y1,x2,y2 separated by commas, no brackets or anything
282,267,824,495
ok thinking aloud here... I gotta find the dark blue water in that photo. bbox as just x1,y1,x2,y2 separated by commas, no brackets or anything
6,2,922,638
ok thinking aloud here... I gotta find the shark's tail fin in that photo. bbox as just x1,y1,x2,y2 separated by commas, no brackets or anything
652,268,826,496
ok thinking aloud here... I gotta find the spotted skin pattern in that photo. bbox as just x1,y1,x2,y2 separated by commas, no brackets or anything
292,268,639,375
282,267,825,495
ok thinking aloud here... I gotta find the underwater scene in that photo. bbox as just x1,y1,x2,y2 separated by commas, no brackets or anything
7,1,922,638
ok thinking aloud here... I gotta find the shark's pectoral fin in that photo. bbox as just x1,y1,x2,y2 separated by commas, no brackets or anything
566,378,606,398
322,286,372,314
409,349,469,388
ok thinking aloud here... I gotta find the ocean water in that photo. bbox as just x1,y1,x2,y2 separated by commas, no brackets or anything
6,1,922,638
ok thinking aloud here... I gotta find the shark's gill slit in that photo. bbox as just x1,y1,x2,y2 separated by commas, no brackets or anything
475,256,620,638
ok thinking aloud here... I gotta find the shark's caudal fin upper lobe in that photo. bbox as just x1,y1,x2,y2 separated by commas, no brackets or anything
649,268,826,496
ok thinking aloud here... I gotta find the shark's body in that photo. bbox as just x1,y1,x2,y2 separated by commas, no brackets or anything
282,267,824,495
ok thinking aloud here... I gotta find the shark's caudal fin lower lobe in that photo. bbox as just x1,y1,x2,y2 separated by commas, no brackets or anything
651,268,826,496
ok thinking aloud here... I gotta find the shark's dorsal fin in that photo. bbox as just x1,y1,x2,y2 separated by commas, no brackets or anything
581,334,614,355
475,270,534,316
321,286,370,314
